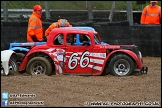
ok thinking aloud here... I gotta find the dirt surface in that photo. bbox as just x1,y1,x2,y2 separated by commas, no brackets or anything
1,57,161,107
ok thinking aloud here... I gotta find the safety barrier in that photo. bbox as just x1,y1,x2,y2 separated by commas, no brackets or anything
1,21,161,57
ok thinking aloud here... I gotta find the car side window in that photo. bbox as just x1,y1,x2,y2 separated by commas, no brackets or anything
54,34,64,45
66,34,75,45
65,33,91,46
80,34,91,46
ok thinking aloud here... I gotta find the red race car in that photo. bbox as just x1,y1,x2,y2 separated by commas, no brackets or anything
18,27,148,76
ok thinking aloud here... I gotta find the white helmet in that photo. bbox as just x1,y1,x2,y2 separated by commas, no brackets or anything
58,19,68,27
150,1,158,4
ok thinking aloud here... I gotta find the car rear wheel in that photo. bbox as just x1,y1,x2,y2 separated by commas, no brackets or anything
109,54,134,76
8,57,18,75
26,57,52,76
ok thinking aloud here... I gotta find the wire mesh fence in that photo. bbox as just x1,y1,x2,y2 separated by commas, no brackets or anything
2,1,158,22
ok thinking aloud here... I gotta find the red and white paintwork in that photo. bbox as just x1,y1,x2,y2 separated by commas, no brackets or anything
18,28,145,76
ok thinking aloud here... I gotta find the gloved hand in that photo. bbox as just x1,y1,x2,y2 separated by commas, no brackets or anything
31,35,39,42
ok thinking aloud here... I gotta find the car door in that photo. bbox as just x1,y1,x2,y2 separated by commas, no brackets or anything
64,33,94,75
52,33,66,74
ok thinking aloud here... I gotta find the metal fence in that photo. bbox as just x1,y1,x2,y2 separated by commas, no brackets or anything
1,1,145,24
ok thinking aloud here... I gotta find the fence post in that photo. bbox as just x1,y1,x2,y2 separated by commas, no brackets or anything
45,1,51,20
2,1,8,21
126,1,133,25
87,1,93,20
109,1,116,22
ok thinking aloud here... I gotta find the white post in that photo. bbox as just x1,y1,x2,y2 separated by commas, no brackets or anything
126,1,133,25
87,1,93,20
109,1,116,22
2,1,8,21
45,1,51,20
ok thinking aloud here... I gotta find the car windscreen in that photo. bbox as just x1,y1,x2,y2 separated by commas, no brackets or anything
94,33,101,44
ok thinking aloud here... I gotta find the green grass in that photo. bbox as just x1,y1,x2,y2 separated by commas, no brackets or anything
1,1,161,11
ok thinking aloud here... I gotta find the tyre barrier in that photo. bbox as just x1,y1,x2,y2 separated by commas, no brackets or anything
1,21,161,57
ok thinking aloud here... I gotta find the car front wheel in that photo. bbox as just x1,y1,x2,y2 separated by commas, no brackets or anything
109,54,134,76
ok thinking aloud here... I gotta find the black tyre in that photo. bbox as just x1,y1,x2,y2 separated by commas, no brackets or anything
16,53,25,66
8,57,18,75
16,53,26,73
26,57,52,76
109,54,134,76
106,67,110,75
